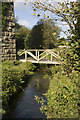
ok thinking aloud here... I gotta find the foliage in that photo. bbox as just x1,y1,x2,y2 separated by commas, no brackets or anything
63,1,80,74
24,1,80,118
2,60,36,113
35,65,80,118
57,37,67,46
30,1,80,117
24,31,31,49
28,22,43,49
15,25,30,50
2,2,11,31
28,19,61,49
42,19,61,48
28,0,77,35
29,0,80,70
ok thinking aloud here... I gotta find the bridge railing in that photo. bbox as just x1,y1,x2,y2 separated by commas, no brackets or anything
18,49,62,64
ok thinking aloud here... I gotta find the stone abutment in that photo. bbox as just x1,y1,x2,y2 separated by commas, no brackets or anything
1,2,16,61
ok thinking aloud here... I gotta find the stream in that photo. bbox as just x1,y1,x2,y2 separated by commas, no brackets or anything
4,69,49,119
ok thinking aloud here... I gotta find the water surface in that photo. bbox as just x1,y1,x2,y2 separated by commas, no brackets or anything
5,69,49,119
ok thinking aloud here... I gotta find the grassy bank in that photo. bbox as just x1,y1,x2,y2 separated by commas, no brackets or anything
2,60,36,114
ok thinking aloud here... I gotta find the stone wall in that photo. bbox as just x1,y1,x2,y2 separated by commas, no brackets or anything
1,2,16,61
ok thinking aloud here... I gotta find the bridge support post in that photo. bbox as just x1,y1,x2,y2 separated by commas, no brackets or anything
36,50,37,57
38,50,39,62
46,51,47,59
57,51,59,56
51,52,52,62
25,51,27,62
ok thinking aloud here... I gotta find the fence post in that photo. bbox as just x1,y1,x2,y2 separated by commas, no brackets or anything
25,51,27,62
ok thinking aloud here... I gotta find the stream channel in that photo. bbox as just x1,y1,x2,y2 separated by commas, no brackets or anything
4,67,49,119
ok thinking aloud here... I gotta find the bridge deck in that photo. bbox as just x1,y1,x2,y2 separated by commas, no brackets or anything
20,59,61,64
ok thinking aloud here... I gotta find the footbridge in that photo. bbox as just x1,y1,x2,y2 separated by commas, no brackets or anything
18,49,62,64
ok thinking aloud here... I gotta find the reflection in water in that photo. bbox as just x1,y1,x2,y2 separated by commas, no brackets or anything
5,69,49,119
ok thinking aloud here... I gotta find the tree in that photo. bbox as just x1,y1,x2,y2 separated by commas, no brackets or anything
24,31,31,49
15,24,30,51
28,19,61,49
25,0,77,35
30,0,76,34
28,21,43,49
42,19,61,48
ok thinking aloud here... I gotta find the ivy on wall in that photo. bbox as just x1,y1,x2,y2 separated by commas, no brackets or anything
2,2,12,31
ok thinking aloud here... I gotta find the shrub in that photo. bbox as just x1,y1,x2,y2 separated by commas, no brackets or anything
2,60,36,112
35,66,80,118
13,60,22,65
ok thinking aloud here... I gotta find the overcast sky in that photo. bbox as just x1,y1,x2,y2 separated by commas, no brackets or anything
14,0,77,38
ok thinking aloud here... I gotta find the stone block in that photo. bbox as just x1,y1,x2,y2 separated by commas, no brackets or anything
4,36,8,40
9,33,13,38
12,28,15,33
12,39,16,44
12,22,15,27
9,22,12,26
12,44,16,48
5,32,9,36
12,49,16,53
8,27,12,30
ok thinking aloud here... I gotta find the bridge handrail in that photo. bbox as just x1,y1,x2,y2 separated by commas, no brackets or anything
39,51,50,61
18,49,61,62
39,51,47,57
18,50,25,56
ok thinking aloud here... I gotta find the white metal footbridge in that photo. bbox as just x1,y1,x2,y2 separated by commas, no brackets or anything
18,49,62,64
